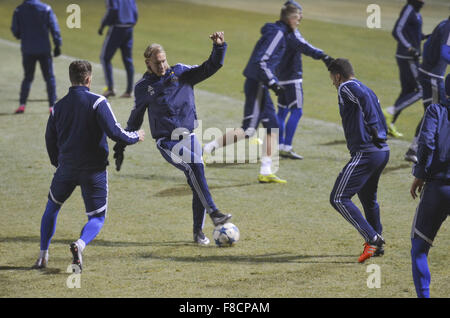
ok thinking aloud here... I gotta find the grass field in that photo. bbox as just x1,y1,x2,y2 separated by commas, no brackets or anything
0,0,448,298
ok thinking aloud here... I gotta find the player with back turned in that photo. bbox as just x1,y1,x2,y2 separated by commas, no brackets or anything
32,60,144,272
113,32,232,245
327,58,390,263
410,74,450,298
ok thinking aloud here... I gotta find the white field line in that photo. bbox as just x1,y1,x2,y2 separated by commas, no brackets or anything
0,37,411,147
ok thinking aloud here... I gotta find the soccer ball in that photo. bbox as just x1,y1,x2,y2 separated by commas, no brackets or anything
213,223,240,247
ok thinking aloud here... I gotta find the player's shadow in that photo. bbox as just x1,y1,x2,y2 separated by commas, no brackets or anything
0,265,61,274
154,182,254,197
319,139,347,146
382,163,411,174
141,252,356,265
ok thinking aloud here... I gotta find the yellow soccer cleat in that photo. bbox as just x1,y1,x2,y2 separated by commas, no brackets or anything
382,108,393,125
387,123,404,138
258,174,287,184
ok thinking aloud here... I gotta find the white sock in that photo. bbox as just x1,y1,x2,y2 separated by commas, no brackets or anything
76,239,86,253
260,156,272,175
39,250,49,260
204,140,219,154
284,144,292,151
279,144,285,151
386,106,395,115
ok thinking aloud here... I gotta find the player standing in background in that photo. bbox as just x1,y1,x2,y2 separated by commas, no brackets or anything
113,32,232,245
11,0,62,114
99,0,138,98
327,58,390,263
404,16,450,163
276,1,334,160
383,0,426,138
410,73,450,298
203,2,302,183
32,60,144,272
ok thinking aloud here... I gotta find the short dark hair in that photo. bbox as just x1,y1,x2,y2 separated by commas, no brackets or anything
328,58,355,79
69,60,92,85
280,3,300,21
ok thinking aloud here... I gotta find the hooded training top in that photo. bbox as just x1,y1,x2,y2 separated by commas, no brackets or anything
125,43,227,140
11,0,62,55
413,101,450,181
243,21,290,86
420,18,450,78
45,86,140,170
392,3,424,59
277,28,324,81
337,79,390,154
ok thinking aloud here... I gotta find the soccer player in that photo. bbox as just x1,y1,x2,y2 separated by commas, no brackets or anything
11,0,62,114
203,2,302,183
276,1,334,159
327,58,390,263
410,73,450,298
383,0,426,138
32,60,145,272
99,0,138,98
404,16,450,163
113,32,232,245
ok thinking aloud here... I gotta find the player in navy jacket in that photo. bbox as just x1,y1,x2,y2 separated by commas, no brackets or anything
405,16,450,163
410,73,450,298
276,1,333,160
204,2,302,183
327,58,390,263
99,0,138,98
114,32,232,245
383,0,426,138
33,61,144,271
11,0,62,114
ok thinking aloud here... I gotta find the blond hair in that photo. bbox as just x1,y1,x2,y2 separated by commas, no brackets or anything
144,43,165,64
280,3,300,21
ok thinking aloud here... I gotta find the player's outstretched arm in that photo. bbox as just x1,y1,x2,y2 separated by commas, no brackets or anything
179,31,227,86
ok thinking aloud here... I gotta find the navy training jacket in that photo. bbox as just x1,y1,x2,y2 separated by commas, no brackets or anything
11,0,62,55
101,0,138,28
125,43,227,140
46,86,140,170
277,28,324,82
243,21,290,86
337,79,390,154
392,4,424,58
421,18,450,77
413,101,450,181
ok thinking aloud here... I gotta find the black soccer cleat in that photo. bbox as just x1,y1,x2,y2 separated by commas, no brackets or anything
70,242,83,273
404,148,418,164
209,210,232,226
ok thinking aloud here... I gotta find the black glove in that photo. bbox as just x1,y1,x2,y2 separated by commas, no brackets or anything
113,142,126,171
321,55,334,69
408,47,421,61
268,83,285,96
423,33,431,40
98,27,104,36
369,126,386,149
53,46,61,57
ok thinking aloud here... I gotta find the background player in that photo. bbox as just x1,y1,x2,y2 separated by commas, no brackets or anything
32,60,144,272
383,0,426,138
203,2,302,183
276,0,334,160
99,0,137,98
327,58,390,263
410,73,450,298
404,16,450,163
114,32,231,245
11,0,62,114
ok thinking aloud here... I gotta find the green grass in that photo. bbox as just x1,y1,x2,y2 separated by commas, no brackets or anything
0,0,448,298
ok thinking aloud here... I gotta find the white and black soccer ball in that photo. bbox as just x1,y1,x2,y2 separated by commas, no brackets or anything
213,222,240,247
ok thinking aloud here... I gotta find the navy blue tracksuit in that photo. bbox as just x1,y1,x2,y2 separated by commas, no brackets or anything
391,3,425,120
100,0,137,94
410,97,450,298
46,86,140,214
330,79,390,243
11,0,62,107
241,21,290,136
124,43,227,233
